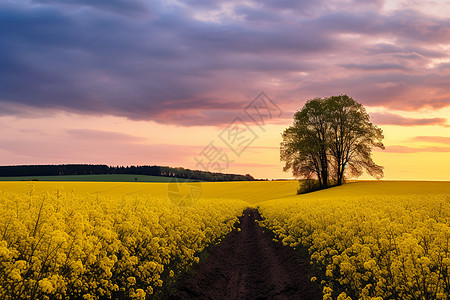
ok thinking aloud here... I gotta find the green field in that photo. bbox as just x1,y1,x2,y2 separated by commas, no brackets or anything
0,174,196,182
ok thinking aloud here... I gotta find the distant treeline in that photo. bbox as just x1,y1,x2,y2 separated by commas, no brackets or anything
0,164,256,182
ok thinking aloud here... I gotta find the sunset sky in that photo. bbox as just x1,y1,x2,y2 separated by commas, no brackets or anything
0,0,449,180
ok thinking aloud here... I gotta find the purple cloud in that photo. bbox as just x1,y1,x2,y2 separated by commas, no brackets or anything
34,0,150,16
340,63,411,72
1,0,450,126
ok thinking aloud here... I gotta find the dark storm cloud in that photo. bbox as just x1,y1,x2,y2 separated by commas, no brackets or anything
1,0,450,126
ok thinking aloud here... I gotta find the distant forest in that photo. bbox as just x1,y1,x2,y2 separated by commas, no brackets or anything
0,164,256,182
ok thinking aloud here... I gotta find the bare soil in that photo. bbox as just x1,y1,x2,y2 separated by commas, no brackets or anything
167,208,321,300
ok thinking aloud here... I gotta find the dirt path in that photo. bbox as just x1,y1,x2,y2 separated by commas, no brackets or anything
168,208,321,300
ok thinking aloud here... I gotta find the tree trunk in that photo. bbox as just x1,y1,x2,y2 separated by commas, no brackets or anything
339,169,345,185
337,164,342,185
316,171,322,188
321,168,328,188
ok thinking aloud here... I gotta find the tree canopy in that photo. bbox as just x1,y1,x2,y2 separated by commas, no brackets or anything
281,95,384,188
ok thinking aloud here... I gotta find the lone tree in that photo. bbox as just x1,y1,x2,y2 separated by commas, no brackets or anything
281,95,384,188
280,98,330,188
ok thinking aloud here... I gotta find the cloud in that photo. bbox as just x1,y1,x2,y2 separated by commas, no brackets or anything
1,0,450,126
0,133,196,166
33,0,151,17
364,43,444,59
66,129,145,142
383,145,450,153
231,162,277,168
412,136,450,145
340,63,410,72
370,112,448,126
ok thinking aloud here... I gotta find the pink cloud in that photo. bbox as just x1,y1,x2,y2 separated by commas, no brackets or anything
0,130,196,167
370,112,448,127
66,129,144,142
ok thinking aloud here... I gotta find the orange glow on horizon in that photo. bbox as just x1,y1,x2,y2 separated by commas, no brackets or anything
0,110,448,181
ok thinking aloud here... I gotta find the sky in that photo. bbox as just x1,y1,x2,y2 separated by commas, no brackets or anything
0,0,449,180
